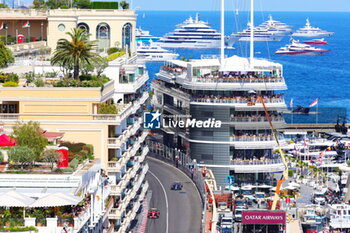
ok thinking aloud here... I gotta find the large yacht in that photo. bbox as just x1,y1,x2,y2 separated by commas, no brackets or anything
275,39,330,55
292,18,334,37
259,15,292,34
137,41,179,62
153,13,233,48
231,25,286,42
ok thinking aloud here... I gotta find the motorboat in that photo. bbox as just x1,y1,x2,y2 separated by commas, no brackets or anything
292,19,334,37
275,39,330,55
137,41,179,62
303,38,329,45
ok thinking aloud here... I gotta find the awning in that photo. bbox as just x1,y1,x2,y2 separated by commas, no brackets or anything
0,134,16,147
40,130,64,142
0,190,35,207
30,193,82,207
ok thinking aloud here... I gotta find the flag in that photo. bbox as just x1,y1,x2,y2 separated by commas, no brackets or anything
309,98,318,107
22,21,30,28
289,98,293,109
0,23,3,30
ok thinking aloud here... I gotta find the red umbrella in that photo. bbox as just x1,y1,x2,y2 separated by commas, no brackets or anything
0,134,16,147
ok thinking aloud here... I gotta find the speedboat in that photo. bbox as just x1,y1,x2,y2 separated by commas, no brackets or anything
136,27,160,42
275,39,330,55
292,19,334,37
303,38,328,45
137,41,179,62
153,13,233,48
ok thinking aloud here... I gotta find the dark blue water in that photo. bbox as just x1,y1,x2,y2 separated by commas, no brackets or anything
137,11,350,123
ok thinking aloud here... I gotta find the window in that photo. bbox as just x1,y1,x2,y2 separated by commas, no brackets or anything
122,23,132,50
77,22,89,33
201,154,213,160
96,23,110,50
58,24,65,32
202,131,213,137
202,111,214,117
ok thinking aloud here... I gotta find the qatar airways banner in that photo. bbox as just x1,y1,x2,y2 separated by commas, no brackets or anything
242,211,286,225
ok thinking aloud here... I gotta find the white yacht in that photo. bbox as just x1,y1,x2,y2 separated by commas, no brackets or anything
259,15,292,34
231,25,285,42
328,204,350,230
136,27,159,42
292,18,334,37
137,41,179,62
153,13,232,48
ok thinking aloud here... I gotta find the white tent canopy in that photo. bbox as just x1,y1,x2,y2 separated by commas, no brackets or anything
225,186,240,191
30,193,82,208
0,190,35,207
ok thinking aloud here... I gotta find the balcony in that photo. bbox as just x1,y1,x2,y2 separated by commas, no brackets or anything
110,162,148,197
107,118,143,149
109,167,148,222
230,134,285,149
190,95,287,110
0,113,19,120
230,158,285,173
117,182,149,233
93,103,132,122
229,115,286,129
114,71,149,93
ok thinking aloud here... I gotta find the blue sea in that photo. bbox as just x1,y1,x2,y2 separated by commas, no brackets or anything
136,11,350,124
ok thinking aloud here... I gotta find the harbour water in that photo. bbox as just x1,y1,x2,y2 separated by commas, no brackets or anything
137,11,350,123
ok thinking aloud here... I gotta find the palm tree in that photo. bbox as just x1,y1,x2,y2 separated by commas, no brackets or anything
51,28,98,80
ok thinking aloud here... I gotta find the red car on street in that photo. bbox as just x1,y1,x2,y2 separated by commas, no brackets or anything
148,208,160,219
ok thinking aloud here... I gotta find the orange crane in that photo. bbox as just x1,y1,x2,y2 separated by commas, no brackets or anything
249,96,288,210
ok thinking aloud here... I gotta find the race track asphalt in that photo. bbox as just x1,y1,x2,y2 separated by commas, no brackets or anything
145,158,202,233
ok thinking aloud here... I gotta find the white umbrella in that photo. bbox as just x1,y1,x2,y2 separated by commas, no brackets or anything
259,184,273,189
289,181,301,188
225,186,240,191
241,185,255,190
285,185,298,190
248,90,256,94
30,193,82,208
0,190,35,207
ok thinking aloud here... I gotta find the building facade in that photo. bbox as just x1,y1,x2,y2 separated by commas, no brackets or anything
0,8,137,52
152,55,288,187
0,54,149,232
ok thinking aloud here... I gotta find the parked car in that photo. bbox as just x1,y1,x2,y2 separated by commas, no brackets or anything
312,192,326,205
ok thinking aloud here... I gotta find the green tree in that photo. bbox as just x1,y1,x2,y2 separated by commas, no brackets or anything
43,150,61,170
8,146,36,169
98,103,118,114
95,57,109,77
75,0,90,8
0,3,9,8
51,28,98,80
0,41,14,68
120,0,129,9
32,0,45,9
11,121,48,159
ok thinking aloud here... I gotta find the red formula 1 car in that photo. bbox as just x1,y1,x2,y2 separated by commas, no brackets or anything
148,208,160,219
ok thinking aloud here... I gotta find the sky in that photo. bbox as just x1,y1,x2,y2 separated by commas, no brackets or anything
131,0,350,12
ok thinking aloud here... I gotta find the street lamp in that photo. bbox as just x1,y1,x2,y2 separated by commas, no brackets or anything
40,21,43,41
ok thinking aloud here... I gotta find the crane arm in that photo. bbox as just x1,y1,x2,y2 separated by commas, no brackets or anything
255,96,288,210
